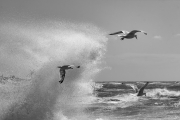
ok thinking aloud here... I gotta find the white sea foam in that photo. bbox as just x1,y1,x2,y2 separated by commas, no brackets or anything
146,88,180,98
0,20,107,120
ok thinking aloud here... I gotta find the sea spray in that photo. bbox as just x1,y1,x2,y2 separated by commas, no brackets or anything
0,21,107,120
147,88,180,98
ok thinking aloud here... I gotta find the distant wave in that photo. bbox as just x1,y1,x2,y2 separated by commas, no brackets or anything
147,88,180,98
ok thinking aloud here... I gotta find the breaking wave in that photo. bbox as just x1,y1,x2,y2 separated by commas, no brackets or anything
147,88,180,98
0,20,107,120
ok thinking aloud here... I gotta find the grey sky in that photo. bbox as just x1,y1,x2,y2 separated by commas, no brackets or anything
1,0,180,81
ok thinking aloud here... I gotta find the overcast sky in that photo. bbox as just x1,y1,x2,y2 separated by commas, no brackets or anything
1,0,180,81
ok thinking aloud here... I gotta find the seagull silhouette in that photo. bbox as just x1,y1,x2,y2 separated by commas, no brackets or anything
123,82,149,96
109,30,147,40
57,65,80,84
137,82,149,96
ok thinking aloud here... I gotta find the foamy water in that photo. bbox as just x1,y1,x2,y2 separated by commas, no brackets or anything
1,20,180,120
92,81,180,120
0,20,107,120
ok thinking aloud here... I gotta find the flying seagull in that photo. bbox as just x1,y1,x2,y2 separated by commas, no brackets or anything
137,82,149,96
123,82,149,96
109,30,147,40
57,65,80,84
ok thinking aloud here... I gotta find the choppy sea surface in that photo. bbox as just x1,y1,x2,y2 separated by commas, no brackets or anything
87,81,180,120
1,79,180,120
1,21,180,120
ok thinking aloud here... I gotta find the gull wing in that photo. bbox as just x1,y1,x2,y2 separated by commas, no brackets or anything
128,30,141,35
137,82,149,96
129,30,147,35
57,65,74,69
109,30,129,35
141,31,147,35
68,65,75,67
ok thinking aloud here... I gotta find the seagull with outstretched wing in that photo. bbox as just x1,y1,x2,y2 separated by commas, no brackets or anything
109,30,147,40
57,65,80,84
137,82,149,96
123,82,149,96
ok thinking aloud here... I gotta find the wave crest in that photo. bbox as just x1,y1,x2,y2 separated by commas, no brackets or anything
0,21,107,120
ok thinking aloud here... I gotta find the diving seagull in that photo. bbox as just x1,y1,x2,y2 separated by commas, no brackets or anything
57,65,80,84
109,30,147,40
123,82,149,96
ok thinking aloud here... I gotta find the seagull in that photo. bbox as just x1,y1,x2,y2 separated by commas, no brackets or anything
123,82,149,96
137,82,149,96
109,30,147,40
57,65,80,84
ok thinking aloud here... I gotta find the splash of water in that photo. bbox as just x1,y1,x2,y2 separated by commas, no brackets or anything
147,88,180,98
0,21,107,120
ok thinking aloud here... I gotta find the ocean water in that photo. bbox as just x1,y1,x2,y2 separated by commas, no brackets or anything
90,81,180,120
0,20,180,120
1,80,180,120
